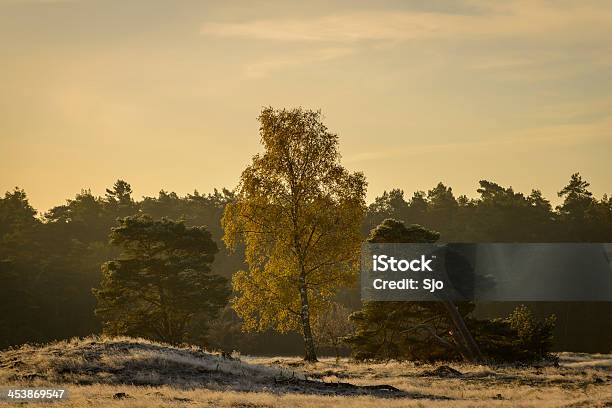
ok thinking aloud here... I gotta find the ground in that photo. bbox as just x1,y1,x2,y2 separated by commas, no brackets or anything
0,336,610,407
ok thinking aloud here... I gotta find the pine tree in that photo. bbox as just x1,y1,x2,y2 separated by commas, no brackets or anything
346,219,483,362
94,215,229,344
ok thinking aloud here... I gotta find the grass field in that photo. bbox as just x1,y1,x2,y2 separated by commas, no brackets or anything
1,336,610,407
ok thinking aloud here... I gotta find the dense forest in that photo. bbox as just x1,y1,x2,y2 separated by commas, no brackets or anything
1,173,611,352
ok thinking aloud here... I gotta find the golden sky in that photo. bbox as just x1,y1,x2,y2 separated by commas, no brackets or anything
1,0,611,211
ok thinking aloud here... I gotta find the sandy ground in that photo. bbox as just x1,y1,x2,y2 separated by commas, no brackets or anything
0,337,610,407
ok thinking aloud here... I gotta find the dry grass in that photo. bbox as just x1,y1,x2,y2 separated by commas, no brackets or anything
1,336,611,407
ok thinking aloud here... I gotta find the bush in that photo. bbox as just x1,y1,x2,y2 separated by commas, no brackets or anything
346,304,556,363
466,305,556,363
345,301,476,362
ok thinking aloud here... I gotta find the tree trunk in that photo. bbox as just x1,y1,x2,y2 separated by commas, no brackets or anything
298,273,318,362
442,300,484,363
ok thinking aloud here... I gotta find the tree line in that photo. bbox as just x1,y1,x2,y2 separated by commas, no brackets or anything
1,107,611,357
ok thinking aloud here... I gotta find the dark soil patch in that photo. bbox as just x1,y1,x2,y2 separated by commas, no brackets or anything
421,365,463,378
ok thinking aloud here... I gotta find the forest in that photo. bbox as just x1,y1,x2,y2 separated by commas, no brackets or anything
1,110,611,357
2,174,611,353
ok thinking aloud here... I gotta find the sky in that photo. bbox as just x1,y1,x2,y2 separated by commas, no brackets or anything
1,0,611,212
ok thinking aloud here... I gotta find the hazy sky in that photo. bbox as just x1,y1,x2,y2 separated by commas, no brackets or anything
1,0,611,212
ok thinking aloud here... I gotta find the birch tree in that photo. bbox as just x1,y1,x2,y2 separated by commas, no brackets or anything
222,107,366,361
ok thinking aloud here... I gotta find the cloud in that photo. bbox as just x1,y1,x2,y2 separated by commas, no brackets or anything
201,2,612,44
344,113,612,164
200,2,612,77
201,12,450,43
469,57,536,71
244,47,353,78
